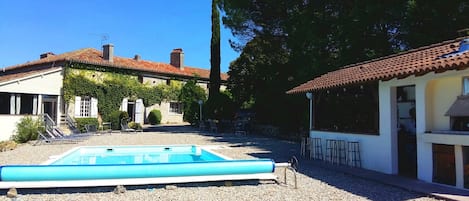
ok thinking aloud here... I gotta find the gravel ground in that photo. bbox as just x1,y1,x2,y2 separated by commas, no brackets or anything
0,125,442,201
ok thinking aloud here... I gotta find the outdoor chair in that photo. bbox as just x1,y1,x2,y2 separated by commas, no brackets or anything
234,120,249,135
85,124,98,134
121,118,137,133
208,119,219,133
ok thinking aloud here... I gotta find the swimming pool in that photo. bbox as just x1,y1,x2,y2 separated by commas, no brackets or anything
48,145,227,165
0,145,278,188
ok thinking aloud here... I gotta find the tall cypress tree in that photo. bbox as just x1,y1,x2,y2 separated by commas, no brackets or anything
209,0,221,99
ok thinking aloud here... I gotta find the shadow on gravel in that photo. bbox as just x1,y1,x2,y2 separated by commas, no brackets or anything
162,125,433,201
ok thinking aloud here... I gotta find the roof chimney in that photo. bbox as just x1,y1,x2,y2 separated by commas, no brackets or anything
40,52,55,59
134,54,141,61
103,44,114,62
170,48,184,69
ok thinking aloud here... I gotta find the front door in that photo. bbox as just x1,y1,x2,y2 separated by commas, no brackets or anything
396,85,417,178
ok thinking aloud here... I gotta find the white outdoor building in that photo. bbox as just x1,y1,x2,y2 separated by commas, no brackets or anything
288,37,469,189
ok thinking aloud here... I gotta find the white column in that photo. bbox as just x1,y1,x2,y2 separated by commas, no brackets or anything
15,94,21,114
56,95,62,124
10,94,15,115
379,82,397,174
37,94,43,114
32,95,38,115
415,80,433,182
455,145,464,188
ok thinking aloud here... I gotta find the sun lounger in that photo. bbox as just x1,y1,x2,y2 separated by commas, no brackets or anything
34,130,80,145
121,118,137,133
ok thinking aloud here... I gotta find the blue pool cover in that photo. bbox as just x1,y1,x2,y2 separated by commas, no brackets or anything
0,159,275,181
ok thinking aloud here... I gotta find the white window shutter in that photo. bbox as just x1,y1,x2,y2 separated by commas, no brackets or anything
74,96,81,117
121,98,128,112
91,97,98,118
10,94,15,115
135,99,144,124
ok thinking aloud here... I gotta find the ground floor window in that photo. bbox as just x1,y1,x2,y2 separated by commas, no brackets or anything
75,96,97,117
80,97,91,117
169,102,182,114
433,144,455,186
314,82,379,134
0,93,10,114
20,94,35,114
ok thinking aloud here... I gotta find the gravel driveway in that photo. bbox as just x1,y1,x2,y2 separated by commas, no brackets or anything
0,125,441,201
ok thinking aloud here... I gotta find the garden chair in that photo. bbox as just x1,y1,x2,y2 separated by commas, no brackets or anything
208,119,219,133
121,118,137,133
85,124,98,134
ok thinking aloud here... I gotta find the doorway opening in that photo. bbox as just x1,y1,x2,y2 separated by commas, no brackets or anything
127,102,135,122
43,95,58,123
396,85,417,178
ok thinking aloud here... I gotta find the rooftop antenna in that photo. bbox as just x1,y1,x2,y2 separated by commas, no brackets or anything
89,33,110,48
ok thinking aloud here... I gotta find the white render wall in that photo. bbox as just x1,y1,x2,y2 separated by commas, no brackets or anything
0,115,27,141
0,69,63,95
145,101,183,124
310,68,469,186
0,69,63,140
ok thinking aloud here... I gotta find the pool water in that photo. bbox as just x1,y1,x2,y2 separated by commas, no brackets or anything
49,145,227,165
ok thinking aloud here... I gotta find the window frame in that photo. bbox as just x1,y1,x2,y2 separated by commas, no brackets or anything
169,102,183,114
463,77,469,96
80,96,91,117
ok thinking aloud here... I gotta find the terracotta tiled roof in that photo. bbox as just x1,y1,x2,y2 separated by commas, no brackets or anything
3,48,228,81
287,37,469,94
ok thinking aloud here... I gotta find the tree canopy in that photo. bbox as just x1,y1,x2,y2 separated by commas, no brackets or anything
219,0,469,132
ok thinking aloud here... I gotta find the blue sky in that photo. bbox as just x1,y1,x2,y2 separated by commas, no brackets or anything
0,0,239,73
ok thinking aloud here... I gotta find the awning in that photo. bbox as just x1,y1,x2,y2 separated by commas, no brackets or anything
445,95,469,116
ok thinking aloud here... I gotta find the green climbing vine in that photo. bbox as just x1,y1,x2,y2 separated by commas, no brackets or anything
63,63,181,122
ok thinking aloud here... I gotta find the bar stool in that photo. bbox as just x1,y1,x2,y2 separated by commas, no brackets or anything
325,139,338,164
347,141,361,167
300,137,310,158
337,140,347,165
310,138,323,160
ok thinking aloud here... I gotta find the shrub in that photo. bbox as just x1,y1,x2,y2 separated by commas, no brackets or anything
12,116,43,143
148,109,162,125
128,121,143,130
108,110,129,130
0,141,17,152
75,118,99,133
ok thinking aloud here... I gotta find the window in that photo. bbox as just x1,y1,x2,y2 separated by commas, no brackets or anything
20,94,35,114
315,83,379,135
169,102,182,114
80,97,91,117
0,93,10,114
463,77,469,95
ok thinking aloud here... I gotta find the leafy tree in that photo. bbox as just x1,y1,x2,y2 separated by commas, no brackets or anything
219,0,469,135
179,79,207,124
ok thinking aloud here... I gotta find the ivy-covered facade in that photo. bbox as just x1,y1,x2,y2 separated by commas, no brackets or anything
0,44,227,138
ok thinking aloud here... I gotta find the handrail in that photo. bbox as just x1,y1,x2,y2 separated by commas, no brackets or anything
43,113,56,133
